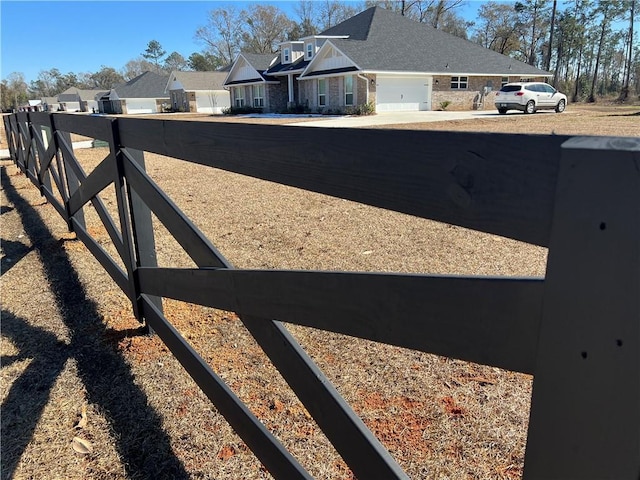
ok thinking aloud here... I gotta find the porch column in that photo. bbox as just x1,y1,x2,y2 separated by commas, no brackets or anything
288,75,294,105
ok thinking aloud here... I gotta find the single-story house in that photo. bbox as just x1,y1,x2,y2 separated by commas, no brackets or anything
42,96,61,112
166,71,231,114
97,71,169,114
18,100,44,112
224,6,551,113
57,87,106,112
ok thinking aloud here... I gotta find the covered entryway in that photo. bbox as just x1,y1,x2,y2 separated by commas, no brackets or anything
125,99,157,114
376,76,432,112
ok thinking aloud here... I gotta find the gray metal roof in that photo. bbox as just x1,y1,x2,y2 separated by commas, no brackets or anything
112,71,169,99
316,7,550,77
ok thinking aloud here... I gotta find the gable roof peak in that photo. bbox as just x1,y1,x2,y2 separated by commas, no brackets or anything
319,6,379,40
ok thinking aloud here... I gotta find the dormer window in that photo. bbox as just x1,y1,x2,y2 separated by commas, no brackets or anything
284,48,290,63
306,43,313,59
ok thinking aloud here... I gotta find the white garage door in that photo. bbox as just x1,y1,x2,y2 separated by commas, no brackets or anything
376,76,432,112
126,99,157,114
196,91,231,114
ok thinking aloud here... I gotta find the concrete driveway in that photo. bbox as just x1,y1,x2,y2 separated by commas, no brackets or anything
286,110,500,128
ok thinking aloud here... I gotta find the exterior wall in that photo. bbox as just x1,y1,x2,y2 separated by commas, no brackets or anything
299,75,370,113
170,89,189,112
266,80,288,113
188,91,197,112
228,81,286,113
367,74,377,106
356,75,369,106
314,45,353,71
431,75,548,110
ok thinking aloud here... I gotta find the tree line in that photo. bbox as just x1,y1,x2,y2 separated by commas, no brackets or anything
2,0,637,111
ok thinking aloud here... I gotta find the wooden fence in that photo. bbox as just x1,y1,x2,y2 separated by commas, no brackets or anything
3,111,639,479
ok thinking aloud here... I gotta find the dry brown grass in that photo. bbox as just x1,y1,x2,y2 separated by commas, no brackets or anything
1,103,637,480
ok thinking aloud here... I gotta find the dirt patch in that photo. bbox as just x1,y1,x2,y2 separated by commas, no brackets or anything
1,104,637,479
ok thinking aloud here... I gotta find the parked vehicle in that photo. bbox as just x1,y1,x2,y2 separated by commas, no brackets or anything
494,82,567,115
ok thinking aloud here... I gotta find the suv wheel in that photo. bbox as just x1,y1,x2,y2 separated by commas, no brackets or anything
498,108,507,115
524,100,536,114
555,99,566,113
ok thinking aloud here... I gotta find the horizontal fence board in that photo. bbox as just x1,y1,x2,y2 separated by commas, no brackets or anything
51,113,114,140
139,296,313,480
138,268,543,374
120,120,567,246
122,149,406,477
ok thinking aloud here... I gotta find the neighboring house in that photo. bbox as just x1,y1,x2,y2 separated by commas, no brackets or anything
42,96,61,112
223,53,284,112
224,7,551,113
97,71,169,114
57,87,106,112
166,71,231,114
19,100,43,112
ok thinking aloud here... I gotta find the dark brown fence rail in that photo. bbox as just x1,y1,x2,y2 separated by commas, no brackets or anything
3,111,639,479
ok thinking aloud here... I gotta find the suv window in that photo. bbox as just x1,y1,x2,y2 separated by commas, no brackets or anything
525,84,540,92
500,85,522,92
542,84,555,93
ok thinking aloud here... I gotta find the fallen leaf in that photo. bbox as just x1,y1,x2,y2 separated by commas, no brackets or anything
74,405,87,429
72,437,93,454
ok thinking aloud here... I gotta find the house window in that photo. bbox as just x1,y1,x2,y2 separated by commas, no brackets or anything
344,75,354,106
318,78,326,106
501,76,509,87
306,43,313,59
253,84,264,108
451,76,468,89
284,48,290,63
234,88,245,107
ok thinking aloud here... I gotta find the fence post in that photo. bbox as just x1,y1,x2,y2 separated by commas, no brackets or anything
55,129,86,232
125,147,163,331
31,115,53,196
524,137,640,478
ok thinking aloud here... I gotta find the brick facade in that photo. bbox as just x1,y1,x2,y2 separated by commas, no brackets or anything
266,80,288,112
431,75,548,111
298,75,372,113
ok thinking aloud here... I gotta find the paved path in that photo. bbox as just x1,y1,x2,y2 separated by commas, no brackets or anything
286,110,501,128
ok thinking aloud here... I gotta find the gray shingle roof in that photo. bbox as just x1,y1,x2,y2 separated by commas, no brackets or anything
169,71,228,90
316,7,550,77
113,71,169,99
240,53,278,72
58,87,107,102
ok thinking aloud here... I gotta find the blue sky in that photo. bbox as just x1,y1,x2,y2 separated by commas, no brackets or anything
1,0,484,84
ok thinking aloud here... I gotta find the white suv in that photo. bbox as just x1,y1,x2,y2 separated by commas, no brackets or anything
494,82,567,115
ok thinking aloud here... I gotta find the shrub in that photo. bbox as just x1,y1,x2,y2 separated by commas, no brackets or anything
222,106,263,115
344,102,376,116
439,100,451,111
287,103,311,114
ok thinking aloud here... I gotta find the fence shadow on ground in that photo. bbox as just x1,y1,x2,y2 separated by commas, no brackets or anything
0,166,189,480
